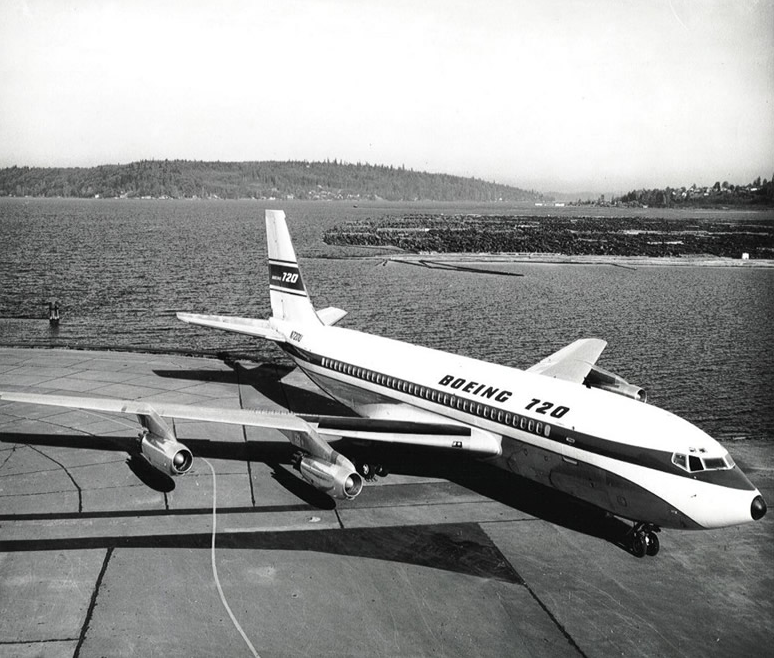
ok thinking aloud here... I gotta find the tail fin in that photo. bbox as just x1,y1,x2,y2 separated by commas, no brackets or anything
266,210,320,324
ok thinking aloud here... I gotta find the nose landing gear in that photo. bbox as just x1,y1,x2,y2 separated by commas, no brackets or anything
628,523,661,558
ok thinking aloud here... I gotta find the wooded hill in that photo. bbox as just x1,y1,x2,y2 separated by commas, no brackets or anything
613,175,774,208
0,160,546,203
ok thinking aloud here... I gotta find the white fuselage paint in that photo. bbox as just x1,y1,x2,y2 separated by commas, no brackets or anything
272,318,761,530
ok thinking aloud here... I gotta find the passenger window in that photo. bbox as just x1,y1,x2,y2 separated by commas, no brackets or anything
528,420,534,432
536,422,542,434
543,424,551,437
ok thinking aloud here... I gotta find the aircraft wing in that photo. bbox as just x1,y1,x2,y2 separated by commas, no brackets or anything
176,313,286,341
0,391,311,433
526,338,607,383
0,391,501,456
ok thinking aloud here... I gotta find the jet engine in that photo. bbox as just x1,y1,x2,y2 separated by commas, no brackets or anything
136,408,193,476
298,456,363,500
584,365,647,402
140,433,194,475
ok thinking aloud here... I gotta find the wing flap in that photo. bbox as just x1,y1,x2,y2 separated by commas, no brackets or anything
176,313,285,341
527,338,607,383
305,415,501,455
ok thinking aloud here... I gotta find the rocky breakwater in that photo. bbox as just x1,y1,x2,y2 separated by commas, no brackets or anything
323,214,774,258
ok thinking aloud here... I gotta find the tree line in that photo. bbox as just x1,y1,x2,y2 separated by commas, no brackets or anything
0,160,546,203
613,175,774,207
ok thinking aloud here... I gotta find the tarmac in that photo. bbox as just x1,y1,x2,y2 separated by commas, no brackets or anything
0,346,771,658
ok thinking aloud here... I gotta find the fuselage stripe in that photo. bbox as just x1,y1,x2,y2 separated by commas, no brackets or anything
278,343,752,490
270,285,309,298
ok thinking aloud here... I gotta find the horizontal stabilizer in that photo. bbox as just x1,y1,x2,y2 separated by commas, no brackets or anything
316,307,348,326
176,313,285,341
527,338,607,383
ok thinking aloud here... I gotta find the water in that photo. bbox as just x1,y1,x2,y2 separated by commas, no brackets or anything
1,198,772,442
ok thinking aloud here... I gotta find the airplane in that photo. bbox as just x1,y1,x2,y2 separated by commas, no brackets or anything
0,210,766,558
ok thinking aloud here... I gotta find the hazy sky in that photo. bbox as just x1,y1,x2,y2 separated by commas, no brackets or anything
1,0,772,192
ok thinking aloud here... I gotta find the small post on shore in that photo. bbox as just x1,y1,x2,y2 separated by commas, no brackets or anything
47,300,60,326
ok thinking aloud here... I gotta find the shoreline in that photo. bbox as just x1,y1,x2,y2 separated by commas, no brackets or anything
382,252,774,268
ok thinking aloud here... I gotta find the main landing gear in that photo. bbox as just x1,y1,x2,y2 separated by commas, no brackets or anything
627,522,661,558
356,461,389,481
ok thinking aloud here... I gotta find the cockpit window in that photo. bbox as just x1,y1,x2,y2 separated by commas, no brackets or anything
672,453,687,470
672,452,734,473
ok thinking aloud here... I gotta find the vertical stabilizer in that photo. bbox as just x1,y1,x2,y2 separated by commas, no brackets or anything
266,210,320,324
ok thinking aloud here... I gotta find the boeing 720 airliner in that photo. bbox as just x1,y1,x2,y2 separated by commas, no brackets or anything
0,210,766,557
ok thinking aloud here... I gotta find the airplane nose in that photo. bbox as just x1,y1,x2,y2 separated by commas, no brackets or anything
751,495,767,521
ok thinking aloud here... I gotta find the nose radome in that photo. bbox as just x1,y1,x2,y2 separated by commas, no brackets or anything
751,495,767,521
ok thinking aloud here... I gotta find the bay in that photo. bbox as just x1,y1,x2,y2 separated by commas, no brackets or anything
1,198,772,442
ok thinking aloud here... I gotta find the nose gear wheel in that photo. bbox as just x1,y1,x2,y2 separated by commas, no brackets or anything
628,523,661,558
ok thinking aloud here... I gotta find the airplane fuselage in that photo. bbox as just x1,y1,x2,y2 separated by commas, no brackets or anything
272,318,761,531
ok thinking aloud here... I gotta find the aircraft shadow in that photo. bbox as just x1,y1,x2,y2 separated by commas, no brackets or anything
0,522,523,584
233,361,352,415
342,443,633,550
153,360,352,415
1,433,633,555
0,433,294,463
152,368,242,385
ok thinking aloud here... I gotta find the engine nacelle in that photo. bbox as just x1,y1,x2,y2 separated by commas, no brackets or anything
298,456,363,500
140,434,193,475
584,365,647,402
136,408,193,476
